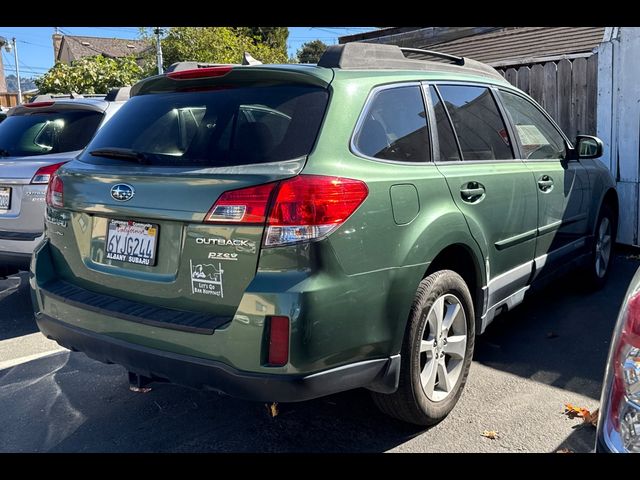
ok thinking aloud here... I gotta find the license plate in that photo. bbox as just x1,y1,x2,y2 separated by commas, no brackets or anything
105,219,158,266
0,187,10,210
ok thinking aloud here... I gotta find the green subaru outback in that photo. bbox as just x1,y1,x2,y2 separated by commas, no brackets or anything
31,43,618,425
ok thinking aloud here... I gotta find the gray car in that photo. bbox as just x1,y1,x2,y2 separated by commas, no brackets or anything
0,92,128,277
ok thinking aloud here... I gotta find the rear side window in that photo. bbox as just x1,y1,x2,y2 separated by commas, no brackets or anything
0,110,103,157
353,85,430,162
429,86,461,161
437,85,513,161
81,85,329,167
499,90,567,160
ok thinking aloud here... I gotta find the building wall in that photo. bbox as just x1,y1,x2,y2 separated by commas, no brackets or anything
597,27,640,245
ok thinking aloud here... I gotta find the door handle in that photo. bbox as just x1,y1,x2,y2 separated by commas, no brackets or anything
537,175,554,192
460,182,486,202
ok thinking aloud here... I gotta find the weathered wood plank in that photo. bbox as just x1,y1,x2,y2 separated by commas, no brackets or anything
516,66,530,94
543,62,558,122
585,54,598,135
529,64,545,106
505,68,517,87
572,57,588,137
557,59,573,138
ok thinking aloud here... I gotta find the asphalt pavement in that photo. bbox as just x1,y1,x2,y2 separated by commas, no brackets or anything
1,253,637,452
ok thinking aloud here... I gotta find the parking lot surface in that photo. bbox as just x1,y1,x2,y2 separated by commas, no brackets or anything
1,254,637,452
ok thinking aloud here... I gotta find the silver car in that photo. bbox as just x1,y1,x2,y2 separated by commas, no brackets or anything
0,93,127,277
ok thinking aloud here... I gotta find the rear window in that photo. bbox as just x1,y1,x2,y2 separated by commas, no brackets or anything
0,110,103,157
80,85,329,167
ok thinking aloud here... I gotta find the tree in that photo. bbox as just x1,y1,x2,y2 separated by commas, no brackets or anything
142,27,289,71
35,55,144,95
296,40,328,64
235,27,288,54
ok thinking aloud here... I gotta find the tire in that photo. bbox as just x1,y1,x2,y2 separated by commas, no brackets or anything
581,203,616,290
372,270,475,426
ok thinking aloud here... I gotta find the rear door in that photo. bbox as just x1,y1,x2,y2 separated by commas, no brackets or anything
47,82,329,319
427,84,538,312
496,89,589,276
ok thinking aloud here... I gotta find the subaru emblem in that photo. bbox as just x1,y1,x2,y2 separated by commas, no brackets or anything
110,184,135,202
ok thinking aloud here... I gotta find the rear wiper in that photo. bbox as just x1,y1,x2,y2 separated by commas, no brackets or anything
89,147,150,165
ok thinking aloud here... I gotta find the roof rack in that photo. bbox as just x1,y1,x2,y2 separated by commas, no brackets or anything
317,42,503,81
399,47,464,66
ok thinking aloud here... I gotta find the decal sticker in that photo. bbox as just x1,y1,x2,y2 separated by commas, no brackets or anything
208,252,238,261
190,260,224,298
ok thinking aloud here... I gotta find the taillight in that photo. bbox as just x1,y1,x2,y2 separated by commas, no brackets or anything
267,316,289,366
30,161,67,184
602,292,640,452
205,182,278,224
265,175,368,246
205,175,369,247
167,66,233,80
45,173,64,208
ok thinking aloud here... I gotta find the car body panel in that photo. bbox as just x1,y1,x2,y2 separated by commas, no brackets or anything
30,62,616,400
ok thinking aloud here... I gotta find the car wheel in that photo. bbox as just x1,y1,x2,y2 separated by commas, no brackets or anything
582,203,616,290
372,270,475,426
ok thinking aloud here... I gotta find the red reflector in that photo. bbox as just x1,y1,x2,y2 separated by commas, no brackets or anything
24,101,55,108
268,316,289,366
31,161,67,184
206,182,278,224
268,175,369,226
167,66,233,80
46,172,64,208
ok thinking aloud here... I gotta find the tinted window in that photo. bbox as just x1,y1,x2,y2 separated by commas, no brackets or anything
500,90,567,160
437,85,513,161
354,86,430,162
0,110,103,157
429,86,461,161
81,85,328,167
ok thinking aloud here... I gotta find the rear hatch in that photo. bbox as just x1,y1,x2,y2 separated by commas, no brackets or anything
47,67,331,322
0,104,104,235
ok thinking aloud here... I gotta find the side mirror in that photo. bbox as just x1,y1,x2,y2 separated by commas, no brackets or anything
575,135,603,159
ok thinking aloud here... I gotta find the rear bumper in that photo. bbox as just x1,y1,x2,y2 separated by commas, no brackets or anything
36,313,400,402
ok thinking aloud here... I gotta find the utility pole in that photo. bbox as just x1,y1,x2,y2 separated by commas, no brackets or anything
4,38,22,104
154,27,164,75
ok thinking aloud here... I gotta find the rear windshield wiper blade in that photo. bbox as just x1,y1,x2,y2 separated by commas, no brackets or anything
89,148,150,165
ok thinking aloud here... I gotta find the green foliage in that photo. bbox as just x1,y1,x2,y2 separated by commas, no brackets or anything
235,27,289,53
142,27,289,71
296,40,328,64
35,55,144,95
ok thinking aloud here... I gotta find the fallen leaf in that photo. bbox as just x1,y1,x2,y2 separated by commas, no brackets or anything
583,408,599,427
481,430,499,439
266,402,279,418
556,448,573,453
564,403,588,419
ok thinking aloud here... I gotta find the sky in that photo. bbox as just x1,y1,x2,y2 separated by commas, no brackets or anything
0,26,377,79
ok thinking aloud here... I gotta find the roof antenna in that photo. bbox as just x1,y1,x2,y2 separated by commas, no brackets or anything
242,52,262,66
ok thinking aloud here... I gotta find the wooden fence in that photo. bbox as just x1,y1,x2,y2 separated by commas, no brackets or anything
0,92,18,108
495,55,599,141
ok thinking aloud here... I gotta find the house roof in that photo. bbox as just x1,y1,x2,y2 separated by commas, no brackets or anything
58,35,152,62
424,27,606,66
341,27,606,67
